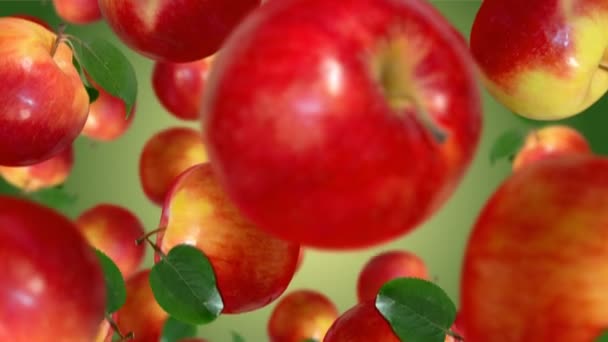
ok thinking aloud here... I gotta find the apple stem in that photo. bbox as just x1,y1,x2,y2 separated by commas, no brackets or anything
142,236,167,260
600,63,608,72
446,329,465,341
50,23,67,58
135,227,166,246
397,94,447,144
105,313,134,341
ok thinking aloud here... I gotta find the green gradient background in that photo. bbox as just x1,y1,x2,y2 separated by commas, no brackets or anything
3,1,608,341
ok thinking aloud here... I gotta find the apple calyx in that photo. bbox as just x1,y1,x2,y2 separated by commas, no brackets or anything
369,31,447,144
50,23,68,57
105,313,134,341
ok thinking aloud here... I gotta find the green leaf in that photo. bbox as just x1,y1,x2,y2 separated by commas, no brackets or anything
0,178,77,211
160,317,197,342
232,331,245,342
376,277,457,342
95,249,126,314
489,129,526,165
72,56,99,104
149,244,223,325
596,330,608,342
68,37,137,115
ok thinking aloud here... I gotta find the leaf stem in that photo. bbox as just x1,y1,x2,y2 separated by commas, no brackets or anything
135,227,166,246
50,23,67,58
143,236,167,260
105,313,134,341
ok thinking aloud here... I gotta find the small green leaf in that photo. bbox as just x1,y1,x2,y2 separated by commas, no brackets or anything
150,244,223,325
27,186,77,211
160,317,197,342
95,249,127,314
68,37,137,115
376,277,456,342
232,331,245,342
489,129,526,165
596,330,608,342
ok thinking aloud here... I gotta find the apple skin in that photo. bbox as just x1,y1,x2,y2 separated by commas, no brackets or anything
0,196,106,341
53,0,102,24
10,15,53,30
0,143,73,192
156,163,300,314
116,270,168,342
201,0,482,249
512,125,591,171
324,301,456,342
97,0,262,62
0,17,89,166
356,250,429,303
470,0,608,120
75,204,146,278
81,79,135,141
461,155,608,341
139,127,208,206
152,57,212,120
267,289,339,342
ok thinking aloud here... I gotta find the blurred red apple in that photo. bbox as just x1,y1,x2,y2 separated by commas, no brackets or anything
139,127,208,206
357,250,429,303
0,196,106,341
461,155,608,341
156,163,300,313
0,17,89,166
98,0,262,62
94,317,114,342
202,0,482,249
53,0,102,24
0,144,73,192
512,125,591,171
295,249,305,272
268,289,339,342
81,79,136,141
117,270,168,342
152,57,212,120
76,204,146,278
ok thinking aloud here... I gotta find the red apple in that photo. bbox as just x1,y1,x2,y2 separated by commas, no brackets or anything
94,317,114,342
295,248,305,272
268,289,339,342
324,301,457,342
81,79,136,141
201,0,482,249
75,204,146,278
53,0,102,24
461,155,608,341
139,127,208,206
152,57,212,120
117,270,168,342
156,163,300,314
0,196,106,341
97,0,262,62
512,125,591,171
0,144,73,192
357,250,429,303
0,17,89,166
10,15,52,30
470,0,608,120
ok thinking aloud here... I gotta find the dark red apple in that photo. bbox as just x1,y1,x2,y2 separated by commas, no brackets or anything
53,0,102,24
357,250,429,303
0,17,89,166
76,204,146,278
156,163,300,314
98,0,262,62
201,0,482,249
0,196,106,341
268,289,339,342
152,57,212,120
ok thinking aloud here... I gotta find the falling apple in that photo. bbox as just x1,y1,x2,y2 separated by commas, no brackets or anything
98,0,262,62
461,155,608,341
117,269,169,342
0,17,89,166
152,57,212,120
156,163,300,313
0,144,74,192
76,203,146,278
357,250,429,303
139,127,208,206
470,0,608,120
267,289,339,342
53,0,102,24
0,196,106,341
512,125,591,171
201,0,482,249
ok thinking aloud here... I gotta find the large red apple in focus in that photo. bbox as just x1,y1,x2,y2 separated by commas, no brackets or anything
0,196,106,341
201,0,482,249
98,0,262,62
0,17,89,166
156,163,300,314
